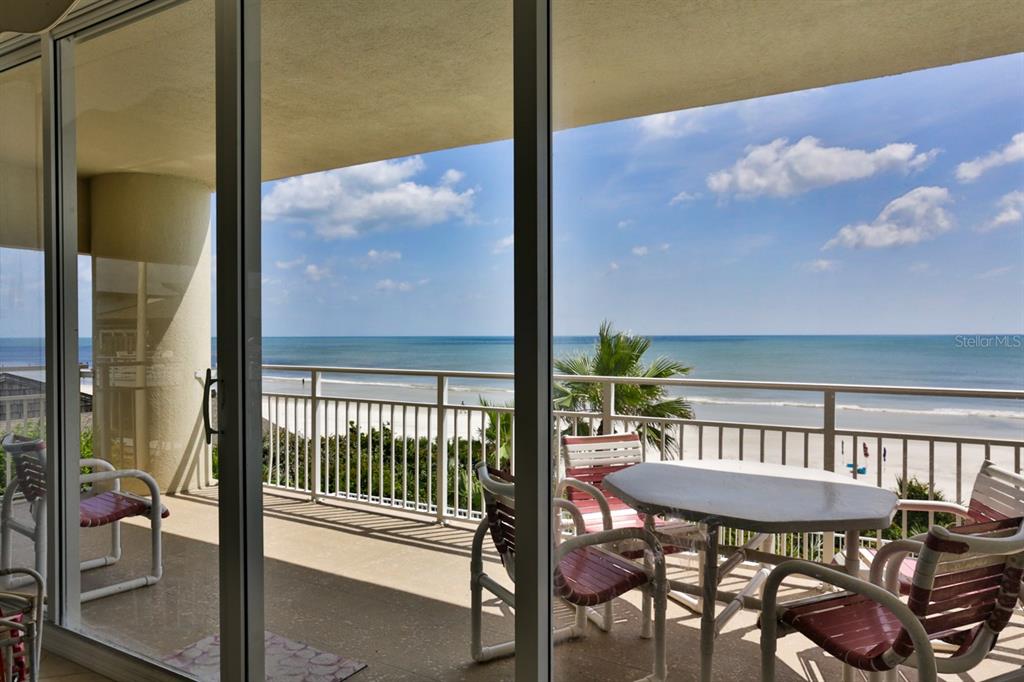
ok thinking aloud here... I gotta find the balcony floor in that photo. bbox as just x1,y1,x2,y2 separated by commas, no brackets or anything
47,490,1022,681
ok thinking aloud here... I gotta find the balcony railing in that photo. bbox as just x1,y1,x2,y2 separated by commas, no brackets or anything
254,364,1023,562
3,362,1021,563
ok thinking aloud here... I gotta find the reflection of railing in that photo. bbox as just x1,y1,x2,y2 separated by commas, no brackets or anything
256,365,1024,561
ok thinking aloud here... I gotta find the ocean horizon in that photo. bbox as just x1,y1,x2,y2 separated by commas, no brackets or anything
2,334,1021,439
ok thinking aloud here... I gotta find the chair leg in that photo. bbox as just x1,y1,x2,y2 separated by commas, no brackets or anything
81,513,164,602
760,591,779,682
585,601,613,632
0,486,15,580
641,549,653,639
109,520,122,564
652,578,667,681
470,567,485,661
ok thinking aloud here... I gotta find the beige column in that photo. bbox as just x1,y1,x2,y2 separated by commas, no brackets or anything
88,173,212,493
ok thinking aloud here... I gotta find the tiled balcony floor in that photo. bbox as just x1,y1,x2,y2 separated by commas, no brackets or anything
14,490,1022,681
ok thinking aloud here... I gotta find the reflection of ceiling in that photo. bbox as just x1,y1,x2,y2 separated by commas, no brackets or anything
0,61,43,249
14,0,1024,188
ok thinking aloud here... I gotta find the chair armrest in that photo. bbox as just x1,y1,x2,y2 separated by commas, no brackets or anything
79,458,118,494
761,559,936,679
895,499,971,518
79,469,162,518
868,539,923,593
555,477,612,531
553,498,586,537
555,526,664,568
79,458,116,472
932,520,1024,555
474,461,514,497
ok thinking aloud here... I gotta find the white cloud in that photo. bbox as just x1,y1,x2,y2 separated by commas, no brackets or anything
978,190,1024,232
658,243,670,252
975,265,1014,280
365,249,402,264
631,245,649,256
262,156,475,239
804,259,838,272
441,169,465,185
492,234,514,254
669,191,699,205
636,109,706,140
375,278,428,292
956,133,1024,183
824,187,953,249
909,262,930,274
608,261,620,272
708,137,939,198
617,219,634,229
304,264,330,281
275,256,306,270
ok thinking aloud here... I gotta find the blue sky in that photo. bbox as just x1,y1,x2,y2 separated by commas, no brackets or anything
2,55,1021,340
257,53,1024,336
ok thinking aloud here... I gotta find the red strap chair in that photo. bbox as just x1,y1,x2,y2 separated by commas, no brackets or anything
760,513,1024,681
558,433,745,623
1,434,169,602
838,460,1024,594
470,462,668,681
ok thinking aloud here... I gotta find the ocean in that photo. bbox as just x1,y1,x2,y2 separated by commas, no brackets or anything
1,335,1022,439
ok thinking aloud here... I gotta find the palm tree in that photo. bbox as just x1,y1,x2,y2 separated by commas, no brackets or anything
554,321,692,450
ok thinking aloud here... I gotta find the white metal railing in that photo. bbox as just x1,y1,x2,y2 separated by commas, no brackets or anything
254,364,1024,561
4,362,1021,561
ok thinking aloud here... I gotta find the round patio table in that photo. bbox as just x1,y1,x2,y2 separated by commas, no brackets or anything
603,459,898,682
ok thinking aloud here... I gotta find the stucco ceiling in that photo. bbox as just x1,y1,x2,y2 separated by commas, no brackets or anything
32,0,1024,186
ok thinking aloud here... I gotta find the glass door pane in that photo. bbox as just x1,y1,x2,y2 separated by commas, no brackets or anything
69,1,222,675
551,4,1024,681
0,55,49,638
260,1,514,678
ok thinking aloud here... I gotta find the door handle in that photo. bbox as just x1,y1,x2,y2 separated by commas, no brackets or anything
203,368,219,445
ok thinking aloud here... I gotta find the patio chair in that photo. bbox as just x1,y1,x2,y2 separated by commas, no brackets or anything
0,434,169,602
760,513,1024,681
470,461,668,682
0,567,43,682
558,433,733,623
837,461,1024,596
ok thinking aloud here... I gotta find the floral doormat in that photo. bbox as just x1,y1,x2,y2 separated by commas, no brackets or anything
163,630,367,681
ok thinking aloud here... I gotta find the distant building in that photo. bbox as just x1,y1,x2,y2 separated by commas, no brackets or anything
0,372,92,425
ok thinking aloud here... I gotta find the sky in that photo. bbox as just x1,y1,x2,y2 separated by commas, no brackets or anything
257,53,1024,336
2,54,1023,339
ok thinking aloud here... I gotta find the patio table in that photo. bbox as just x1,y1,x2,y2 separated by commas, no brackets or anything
603,459,898,682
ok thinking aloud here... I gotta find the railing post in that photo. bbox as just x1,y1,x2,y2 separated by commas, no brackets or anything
600,381,615,435
822,389,836,564
435,375,449,523
823,390,836,472
311,370,322,502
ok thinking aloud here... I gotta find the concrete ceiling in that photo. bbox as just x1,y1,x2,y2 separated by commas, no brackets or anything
24,0,1024,188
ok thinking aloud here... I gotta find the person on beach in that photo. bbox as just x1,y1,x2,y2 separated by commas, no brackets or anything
863,441,869,459
883,446,887,462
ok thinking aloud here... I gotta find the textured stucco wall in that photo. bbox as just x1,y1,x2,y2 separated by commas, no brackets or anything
89,173,212,493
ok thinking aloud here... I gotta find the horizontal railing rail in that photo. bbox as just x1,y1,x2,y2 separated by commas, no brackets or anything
6,363,1016,562
251,362,1023,563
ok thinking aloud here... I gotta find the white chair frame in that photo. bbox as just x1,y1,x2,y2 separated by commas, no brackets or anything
760,488,1024,682
1,435,165,603
470,463,669,682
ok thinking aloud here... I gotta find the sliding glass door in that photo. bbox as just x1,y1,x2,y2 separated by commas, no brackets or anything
0,50,50,620
59,1,225,675
258,2,516,679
